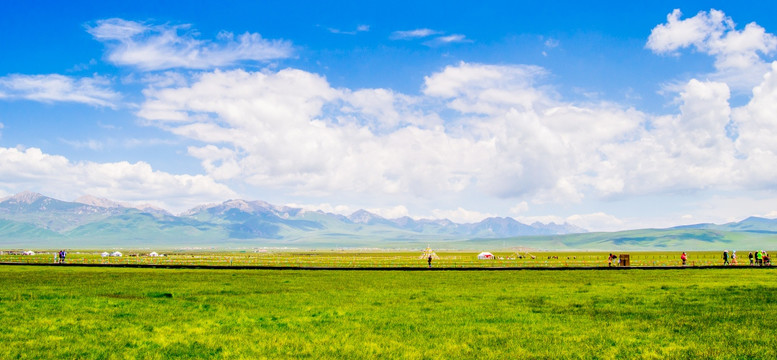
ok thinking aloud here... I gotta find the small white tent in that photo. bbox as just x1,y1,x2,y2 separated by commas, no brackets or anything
477,252,494,260
23,250,35,256
148,252,159,257
101,252,110,257
110,251,123,257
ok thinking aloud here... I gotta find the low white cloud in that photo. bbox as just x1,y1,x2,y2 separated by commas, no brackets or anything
390,28,441,39
516,212,624,232
430,207,495,223
509,201,529,214
288,202,353,216
565,212,624,232
647,9,777,89
87,18,293,71
0,146,234,213
0,74,119,108
366,205,409,219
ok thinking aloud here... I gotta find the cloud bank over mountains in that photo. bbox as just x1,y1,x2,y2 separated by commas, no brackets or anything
2,9,777,231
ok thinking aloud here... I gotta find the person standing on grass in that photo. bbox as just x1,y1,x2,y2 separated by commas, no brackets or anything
756,250,762,266
428,255,432,268
608,253,614,267
681,252,687,266
731,251,737,265
749,252,754,265
60,250,66,264
723,250,729,266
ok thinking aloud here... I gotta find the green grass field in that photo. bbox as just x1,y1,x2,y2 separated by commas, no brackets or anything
2,265,776,359
1,250,767,268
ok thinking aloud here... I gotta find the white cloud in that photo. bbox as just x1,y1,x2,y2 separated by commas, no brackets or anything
430,207,495,223
647,9,777,89
367,205,409,219
0,74,119,108
510,201,529,215
564,212,624,232
87,18,293,71
390,28,441,39
60,138,104,151
0,146,234,213
424,34,470,47
133,59,777,219
328,25,370,35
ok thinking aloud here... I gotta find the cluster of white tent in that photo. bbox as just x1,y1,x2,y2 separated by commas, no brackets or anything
22,250,36,256
101,251,123,257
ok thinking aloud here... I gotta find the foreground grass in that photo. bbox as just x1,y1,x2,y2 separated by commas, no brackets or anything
1,266,776,359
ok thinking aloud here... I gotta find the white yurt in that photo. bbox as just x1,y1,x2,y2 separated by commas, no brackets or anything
477,252,494,260
23,250,36,256
110,251,123,257
148,252,159,257
101,252,110,257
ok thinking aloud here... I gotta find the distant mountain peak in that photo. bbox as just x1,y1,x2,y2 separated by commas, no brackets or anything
7,191,45,204
348,209,385,224
74,195,124,208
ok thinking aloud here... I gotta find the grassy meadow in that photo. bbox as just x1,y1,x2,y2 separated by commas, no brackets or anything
1,265,776,359
1,250,766,268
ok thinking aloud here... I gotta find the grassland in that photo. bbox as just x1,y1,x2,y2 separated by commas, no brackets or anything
1,250,767,268
1,265,776,359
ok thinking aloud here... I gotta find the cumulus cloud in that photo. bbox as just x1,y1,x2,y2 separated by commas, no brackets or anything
0,74,119,108
647,9,777,89
0,146,234,212
132,56,777,222
87,18,293,71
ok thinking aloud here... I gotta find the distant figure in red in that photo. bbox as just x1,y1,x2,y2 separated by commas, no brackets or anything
607,253,615,267
681,252,687,266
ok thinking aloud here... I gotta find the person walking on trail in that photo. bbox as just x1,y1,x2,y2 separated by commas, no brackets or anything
60,250,66,264
723,250,729,266
608,253,614,267
756,250,763,266
681,252,687,266
749,252,754,265
731,250,737,265
427,255,432,268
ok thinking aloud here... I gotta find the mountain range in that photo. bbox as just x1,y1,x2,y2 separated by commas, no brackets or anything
2,191,776,250
0,191,586,249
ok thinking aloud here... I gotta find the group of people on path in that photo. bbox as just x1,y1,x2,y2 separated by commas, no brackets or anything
747,250,770,266
680,250,771,266
55,250,66,264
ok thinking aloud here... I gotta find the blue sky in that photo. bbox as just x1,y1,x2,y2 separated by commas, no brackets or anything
2,1,777,231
